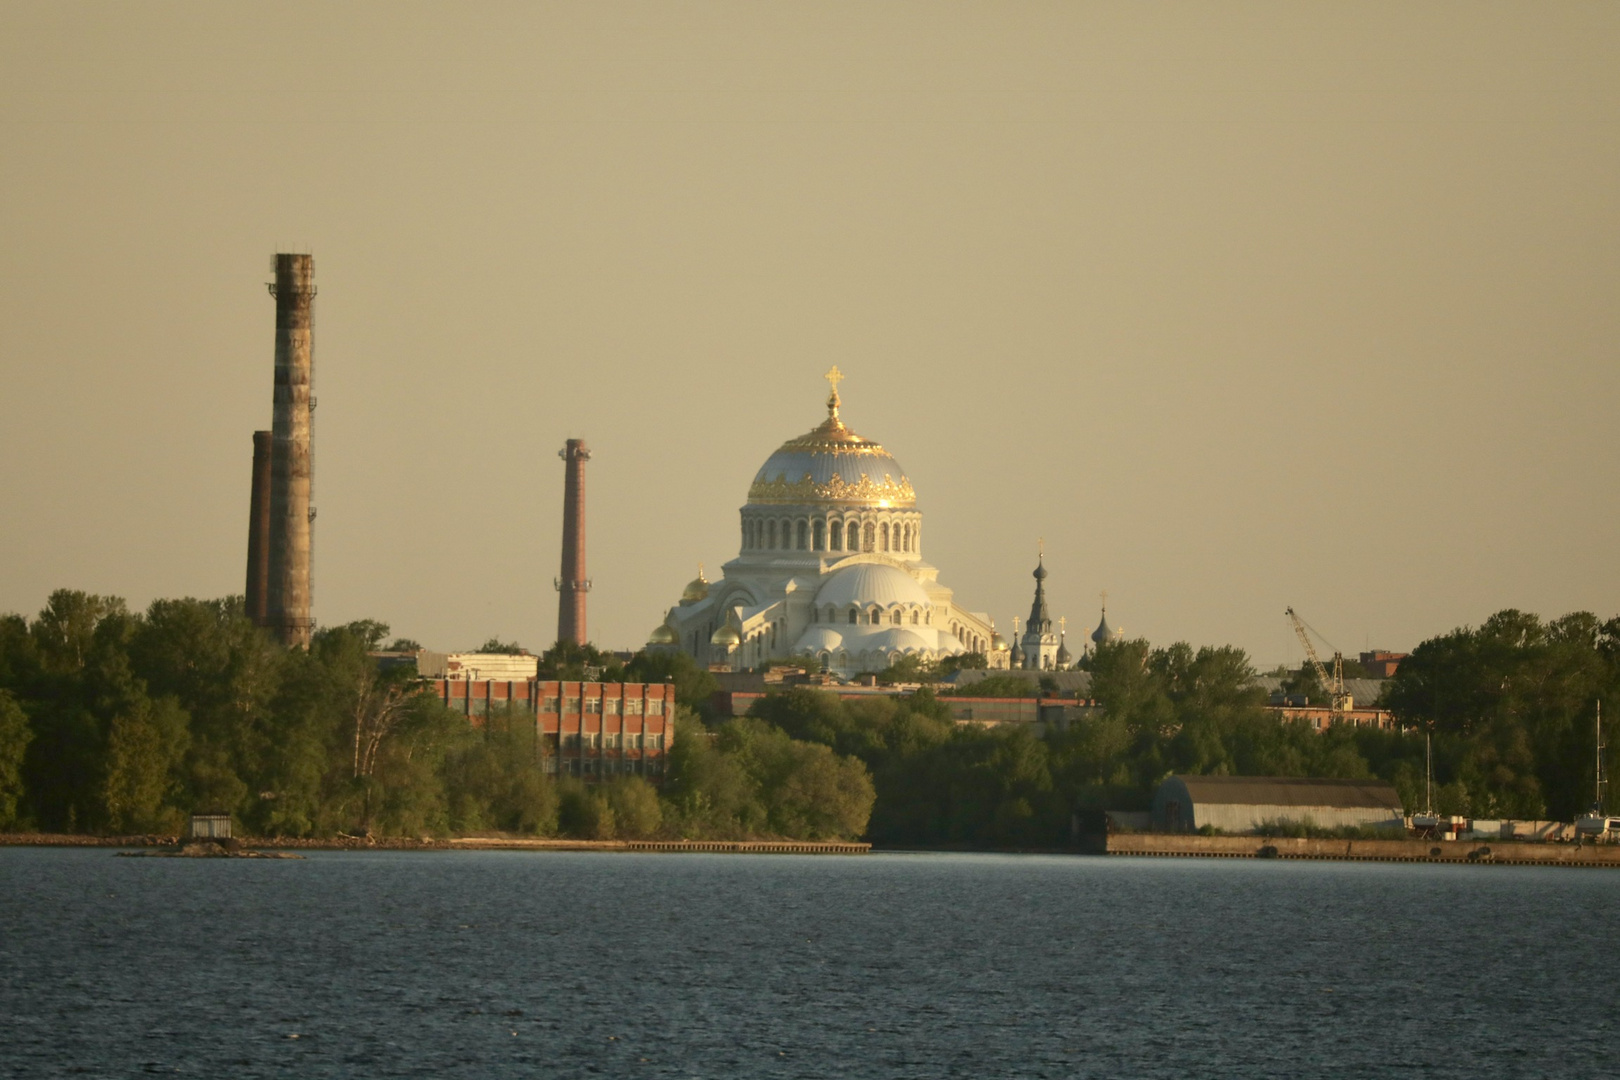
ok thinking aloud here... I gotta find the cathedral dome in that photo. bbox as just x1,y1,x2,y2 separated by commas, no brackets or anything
648,620,678,647
814,563,932,610
746,374,915,509
866,627,936,654
1092,610,1114,646
793,626,846,654
680,567,710,605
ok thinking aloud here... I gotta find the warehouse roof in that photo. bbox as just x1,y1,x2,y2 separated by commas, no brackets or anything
1252,676,1389,707
1168,775,1402,810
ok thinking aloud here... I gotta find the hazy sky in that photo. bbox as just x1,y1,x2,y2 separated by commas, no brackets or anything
2,2,1616,668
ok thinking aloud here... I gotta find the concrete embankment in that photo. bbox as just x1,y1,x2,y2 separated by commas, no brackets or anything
1094,832,1620,867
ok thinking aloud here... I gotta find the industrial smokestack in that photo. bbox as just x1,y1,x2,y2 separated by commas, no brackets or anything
555,439,591,646
266,254,315,648
244,429,272,625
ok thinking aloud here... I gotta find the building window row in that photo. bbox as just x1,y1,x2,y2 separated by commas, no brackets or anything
809,604,932,627
948,622,988,654
541,694,662,717
742,513,920,555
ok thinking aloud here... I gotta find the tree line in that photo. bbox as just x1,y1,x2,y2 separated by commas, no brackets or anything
0,590,868,840
0,590,1612,842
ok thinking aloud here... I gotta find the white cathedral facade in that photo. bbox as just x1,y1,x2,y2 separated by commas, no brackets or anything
648,370,999,677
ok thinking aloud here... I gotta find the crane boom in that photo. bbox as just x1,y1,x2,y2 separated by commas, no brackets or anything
1285,607,1352,712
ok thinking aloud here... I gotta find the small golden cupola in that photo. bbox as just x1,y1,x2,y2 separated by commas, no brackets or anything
680,565,710,605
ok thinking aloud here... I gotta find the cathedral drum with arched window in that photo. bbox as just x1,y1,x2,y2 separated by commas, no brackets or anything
649,370,995,677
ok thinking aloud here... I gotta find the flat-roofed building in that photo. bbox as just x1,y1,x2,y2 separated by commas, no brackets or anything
427,679,674,782
417,650,539,681
1152,775,1405,834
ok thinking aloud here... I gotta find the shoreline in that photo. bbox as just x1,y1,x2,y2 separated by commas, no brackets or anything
6,831,1618,865
0,833,870,855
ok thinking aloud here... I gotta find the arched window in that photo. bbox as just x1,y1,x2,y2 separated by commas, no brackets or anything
829,521,842,550
812,520,824,550
902,524,911,552
796,520,808,550
879,523,889,551
891,610,902,626
767,520,777,549
911,610,919,625
869,606,882,625
863,522,876,551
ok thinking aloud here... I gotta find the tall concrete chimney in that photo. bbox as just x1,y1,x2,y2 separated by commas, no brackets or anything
244,429,273,626
266,254,315,648
555,439,591,645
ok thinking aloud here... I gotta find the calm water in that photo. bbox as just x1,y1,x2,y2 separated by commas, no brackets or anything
0,849,1615,1078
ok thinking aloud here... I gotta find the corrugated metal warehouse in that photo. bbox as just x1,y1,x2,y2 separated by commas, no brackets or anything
1152,775,1405,834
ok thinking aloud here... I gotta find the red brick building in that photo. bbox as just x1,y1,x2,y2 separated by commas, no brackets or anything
1359,651,1409,678
427,679,675,781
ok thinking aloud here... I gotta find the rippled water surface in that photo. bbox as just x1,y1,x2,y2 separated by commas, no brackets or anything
1,848,1615,1078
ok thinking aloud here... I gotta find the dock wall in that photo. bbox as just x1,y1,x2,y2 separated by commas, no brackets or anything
1094,832,1620,867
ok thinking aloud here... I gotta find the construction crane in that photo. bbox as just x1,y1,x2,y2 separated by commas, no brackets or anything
1285,607,1353,712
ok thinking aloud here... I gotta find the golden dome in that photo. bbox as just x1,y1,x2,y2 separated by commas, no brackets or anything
648,620,679,647
710,622,741,647
746,370,916,509
680,565,709,605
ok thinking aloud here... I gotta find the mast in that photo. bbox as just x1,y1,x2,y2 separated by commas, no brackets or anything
1425,730,1434,817
1597,700,1608,815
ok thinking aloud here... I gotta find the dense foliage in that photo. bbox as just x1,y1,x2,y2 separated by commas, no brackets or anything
0,590,865,839
748,612,1618,846
1,591,1611,843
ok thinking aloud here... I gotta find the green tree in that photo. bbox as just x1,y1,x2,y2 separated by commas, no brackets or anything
623,649,719,713
939,673,1039,698
557,779,616,839
0,690,32,828
31,590,128,675
537,639,626,681
102,692,190,833
603,777,663,838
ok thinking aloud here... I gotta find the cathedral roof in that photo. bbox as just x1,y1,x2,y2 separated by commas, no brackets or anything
680,566,710,604
746,372,916,509
814,562,932,609
1092,610,1114,645
1026,553,1052,632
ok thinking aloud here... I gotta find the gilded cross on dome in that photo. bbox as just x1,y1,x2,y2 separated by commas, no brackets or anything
824,365,844,420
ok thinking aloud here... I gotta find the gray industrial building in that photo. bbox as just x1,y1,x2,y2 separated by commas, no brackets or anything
1152,775,1405,834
